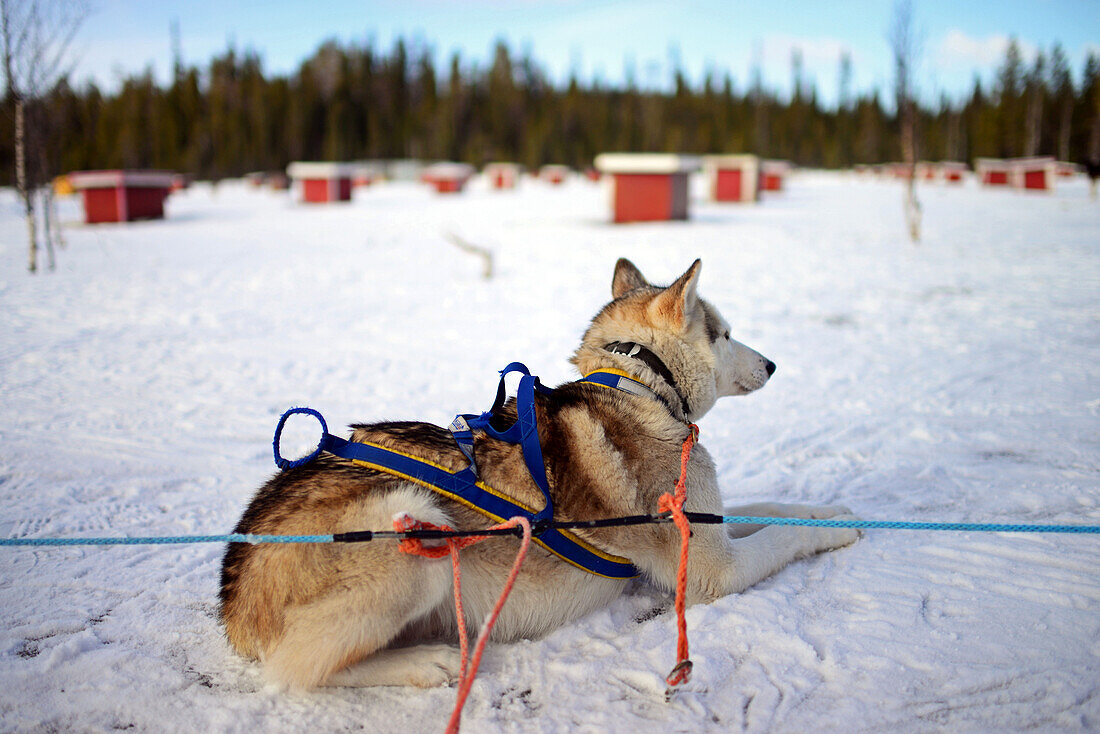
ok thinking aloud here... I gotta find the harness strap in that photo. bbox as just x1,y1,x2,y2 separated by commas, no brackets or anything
450,363,554,523
273,362,640,579
316,432,638,579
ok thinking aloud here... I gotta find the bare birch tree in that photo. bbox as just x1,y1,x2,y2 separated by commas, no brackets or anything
889,0,921,244
0,0,85,273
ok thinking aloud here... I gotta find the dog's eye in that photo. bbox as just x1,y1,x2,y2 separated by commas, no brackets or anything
723,331,730,340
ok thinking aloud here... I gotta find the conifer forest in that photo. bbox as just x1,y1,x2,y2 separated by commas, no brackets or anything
4,36,1100,184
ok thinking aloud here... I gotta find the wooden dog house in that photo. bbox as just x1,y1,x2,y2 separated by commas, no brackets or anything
68,170,175,224
422,163,475,193
703,155,760,203
594,153,700,223
287,162,355,203
484,162,521,190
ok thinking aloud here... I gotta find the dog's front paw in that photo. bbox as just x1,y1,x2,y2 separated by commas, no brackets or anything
808,504,853,519
805,512,862,553
399,644,463,688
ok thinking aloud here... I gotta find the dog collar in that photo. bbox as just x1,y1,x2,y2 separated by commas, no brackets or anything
580,369,665,405
602,341,692,418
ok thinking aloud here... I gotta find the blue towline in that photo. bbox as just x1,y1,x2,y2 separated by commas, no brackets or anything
2,516,1099,546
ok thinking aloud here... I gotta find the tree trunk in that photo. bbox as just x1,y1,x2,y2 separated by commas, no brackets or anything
1057,100,1072,162
1024,91,1042,157
41,189,57,270
900,100,921,244
46,186,65,249
15,97,38,273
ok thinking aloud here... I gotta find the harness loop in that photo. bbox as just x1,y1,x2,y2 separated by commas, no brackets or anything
273,407,328,469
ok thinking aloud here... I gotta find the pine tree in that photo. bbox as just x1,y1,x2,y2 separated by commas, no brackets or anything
996,39,1024,157
1049,43,1073,161
1024,52,1046,156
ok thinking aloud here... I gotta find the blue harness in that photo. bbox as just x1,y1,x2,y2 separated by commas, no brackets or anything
273,363,656,579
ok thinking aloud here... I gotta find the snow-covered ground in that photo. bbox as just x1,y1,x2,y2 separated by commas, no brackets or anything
1,172,1097,732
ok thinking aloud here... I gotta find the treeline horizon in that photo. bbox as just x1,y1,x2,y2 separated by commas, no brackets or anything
6,36,1100,184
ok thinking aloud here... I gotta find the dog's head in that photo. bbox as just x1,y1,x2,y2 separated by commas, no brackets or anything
571,258,775,421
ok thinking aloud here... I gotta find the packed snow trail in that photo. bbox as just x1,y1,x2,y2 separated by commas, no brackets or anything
1,173,1097,732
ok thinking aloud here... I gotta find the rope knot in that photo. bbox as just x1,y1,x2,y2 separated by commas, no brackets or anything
664,659,694,700
394,513,458,558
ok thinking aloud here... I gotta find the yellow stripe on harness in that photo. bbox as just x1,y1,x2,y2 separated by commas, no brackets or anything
347,440,636,579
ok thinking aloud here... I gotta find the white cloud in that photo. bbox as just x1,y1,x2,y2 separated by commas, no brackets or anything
760,34,857,70
934,29,1037,70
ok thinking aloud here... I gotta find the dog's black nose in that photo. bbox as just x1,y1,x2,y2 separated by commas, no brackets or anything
765,360,777,376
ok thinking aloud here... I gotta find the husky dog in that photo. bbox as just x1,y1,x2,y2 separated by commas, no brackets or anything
219,258,858,690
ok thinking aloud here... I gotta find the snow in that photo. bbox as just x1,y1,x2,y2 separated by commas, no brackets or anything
1,172,1098,732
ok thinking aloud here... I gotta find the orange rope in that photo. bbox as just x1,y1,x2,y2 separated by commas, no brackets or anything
656,423,699,699
395,513,533,734
395,422,697,727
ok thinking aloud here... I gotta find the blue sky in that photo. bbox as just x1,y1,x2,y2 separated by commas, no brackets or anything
71,0,1100,106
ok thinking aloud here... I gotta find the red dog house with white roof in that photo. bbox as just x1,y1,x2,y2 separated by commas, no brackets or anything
422,162,475,193
351,163,382,188
540,165,570,185
703,155,760,203
760,160,791,191
594,153,700,223
1055,161,1081,178
1009,157,1057,191
890,163,913,180
939,162,967,183
915,161,937,181
975,158,1011,186
68,170,175,224
287,162,354,203
484,162,521,190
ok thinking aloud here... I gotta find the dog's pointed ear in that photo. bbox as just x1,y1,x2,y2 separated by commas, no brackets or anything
612,258,649,298
650,259,702,328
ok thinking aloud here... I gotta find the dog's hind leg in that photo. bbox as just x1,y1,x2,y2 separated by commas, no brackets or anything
262,487,459,690
263,549,455,690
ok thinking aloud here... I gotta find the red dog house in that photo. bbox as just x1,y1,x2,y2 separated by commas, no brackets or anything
1009,157,1057,191
890,163,914,180
484,162,521,190
540,165,570,185
760,160,790,191
975,158,1011,186
352,163,381,188
171,173,192,191
68,170,175,224
939,162,967,183
703,155,760,203
422,163,474,193
1055,161,1081,178
287,162,354,203
594,153,700,223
